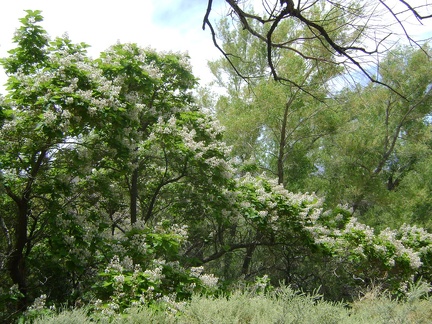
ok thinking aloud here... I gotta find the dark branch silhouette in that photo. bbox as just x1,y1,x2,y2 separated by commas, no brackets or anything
203,0,431,96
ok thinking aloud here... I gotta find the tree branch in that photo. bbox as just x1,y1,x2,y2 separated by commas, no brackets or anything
203,0,424,98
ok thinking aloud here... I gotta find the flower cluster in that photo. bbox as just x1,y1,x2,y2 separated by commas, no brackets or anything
232,173,323,232
299,204,432,294
27,294,47,311
190,266,219,288
23,293,56,321
219,170,432,296
148,112,233,168
94,255,218,315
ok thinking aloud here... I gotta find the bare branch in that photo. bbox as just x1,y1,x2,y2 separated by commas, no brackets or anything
203,0,428,98
203,3,255,82
399,0,432,20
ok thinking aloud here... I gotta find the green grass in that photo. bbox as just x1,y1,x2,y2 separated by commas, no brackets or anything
32,285,432,324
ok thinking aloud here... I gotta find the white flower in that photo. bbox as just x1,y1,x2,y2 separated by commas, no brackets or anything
258,210,268,217
200,274,218,288
114,275,125,283
190,266,204,277
144,266,164,281
43,110,57,124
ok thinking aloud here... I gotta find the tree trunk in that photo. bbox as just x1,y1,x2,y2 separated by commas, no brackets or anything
6,149,46,311
6,192,30,312
278,101,290,185
130,168,138,224
241,231,264,276
241,243,256,277
10,203,29,310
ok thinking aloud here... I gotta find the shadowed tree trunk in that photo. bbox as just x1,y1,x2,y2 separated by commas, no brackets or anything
5,149,47,311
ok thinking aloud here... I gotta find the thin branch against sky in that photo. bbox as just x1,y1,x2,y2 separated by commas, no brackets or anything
202,0,432,95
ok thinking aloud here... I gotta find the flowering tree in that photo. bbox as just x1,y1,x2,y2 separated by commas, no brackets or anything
95,42,198,224
0,10,126,311
0,13,267,314
0,11,233,317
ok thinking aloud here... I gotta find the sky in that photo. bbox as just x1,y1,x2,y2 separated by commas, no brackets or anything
0,0,227,92
1,1,431,94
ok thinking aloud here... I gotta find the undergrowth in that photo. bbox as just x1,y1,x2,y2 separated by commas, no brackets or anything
30,283,432,324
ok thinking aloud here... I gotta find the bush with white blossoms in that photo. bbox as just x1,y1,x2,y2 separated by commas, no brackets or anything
93,254,219,315
303,206,432,296
220,172,432,298
21,293,57,322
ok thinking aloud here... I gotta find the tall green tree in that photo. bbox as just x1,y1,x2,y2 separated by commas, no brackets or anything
206,9,349,277
209,8,343,190
206,9,432,289
309,45,432,228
